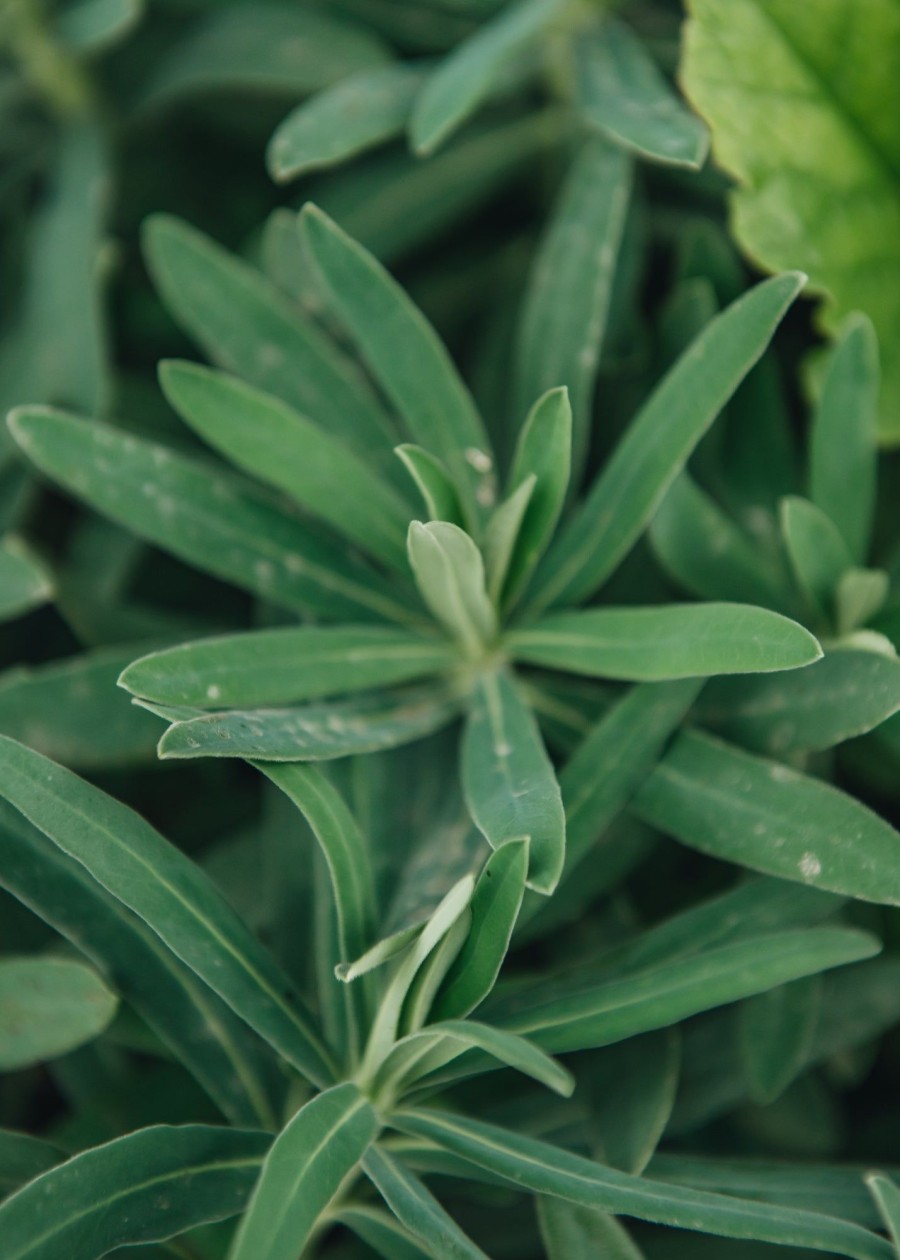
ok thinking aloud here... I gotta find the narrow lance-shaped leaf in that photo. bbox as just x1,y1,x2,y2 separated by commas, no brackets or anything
0,1130,63,1202
0,537,52,622
483,475,536,603
837,568,890,636
300,205,494,526
508,603,821,681
587,1030,681,1175
502,387,572,608
462,670,565,894
0,958,117,1071
538,1199,646,1260
396,445,465,527
8,408,417,626
393,1110,892,1259
268,63,426,182
0,800,282,1129
575,18,708,168
526,271,805,611
160,362,412,573
158,683,461,762
809,314,879,562
230,1084,378,1260
780,495,852,618
867,1175,900,1256
363,1146,489,1260
0,736,337,1086
633,729,900,906
408,522,497,655
120,626,457,710
0,1126,269,1260
143,215,399,467
409,0,570,155
515,139,631,479
336,1204,432,1260
738,975,822,1104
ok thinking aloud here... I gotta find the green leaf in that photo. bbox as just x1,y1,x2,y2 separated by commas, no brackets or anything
54,0,142,53
462,670,565,894
392,1110,891,1259
698,648,900,755
0,1130,63,1202
8,408,416,626
538,1199,645,1259
0,800,282,1129
483,475,536,603
432,838,529,1019
526,271,805,610
809,315,879,561
514,139,631,479
0,645,165,769
502,387,572,608
498,927,878,1055
0,537,52,622
396,445,465,527
409,0,569,154
363,1146,489,1260
836,568,890,635
649,472,787,607
230,1084,378,1260
159,362,412,572
140,5,390,107
508,603,821,681
681,0,900,443
867,1175,900,1255
575,18,708,168
158,684,460,762
0,957,117,1070
254,764,377,968
780,496,852,618
121,626,456,710
143,215,398,468
738,975,822,1104
336,1204,432,1260
0,1125,269,1260
337,925,423,985
408,522,497,654
634,728,900,905
587,1031,680,1174
300,204,493,524
0,736,336,1086
268,63,425,182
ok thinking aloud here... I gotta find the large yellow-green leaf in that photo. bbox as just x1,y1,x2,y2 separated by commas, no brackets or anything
681,0,900,442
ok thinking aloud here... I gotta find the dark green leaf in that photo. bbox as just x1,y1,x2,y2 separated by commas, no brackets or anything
0,957,117,1070
0,1130,63,1202
538,1198,645,1259
867,1175,900,1255
0,538,52,623
364,1145,489,1259
587,1030,680,1174
738,975,822,1104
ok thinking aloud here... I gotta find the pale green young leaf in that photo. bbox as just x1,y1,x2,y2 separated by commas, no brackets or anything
483,475,535,603
363,1146,489,1260
337,924,423,985
8,408,416,626
634,728,900,905
538,1199,645,1259
0,957,117,1071
836,569,890,635
54,0,141,52
432,838,528,1020
866,1175,900,1255
462,670,565,894
502,387,571,608
300,205,493,524
508,603,821,681
649,472,787,607
160,361,412,572
0,1126,269,1260
121,626,456,710
681,0,900,442
268,63,425,182
396,445,465,527
392,1110,891,1258
408,522,497,654
780,496,852,618
143,215,399,467
809,315,879,562
526,272,805,610
738,975,822,1104
587,1031,680,1175
698,649,900,755
0,736,336,1086
230,1084,378,1260
0,537,52,622
336,1204,432,1260
0,800,282,1129
498,928,878,1056
575,18,708,168
409,0,568,154
514,139,631,479
158,683,460,762
0,1130,63,1202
